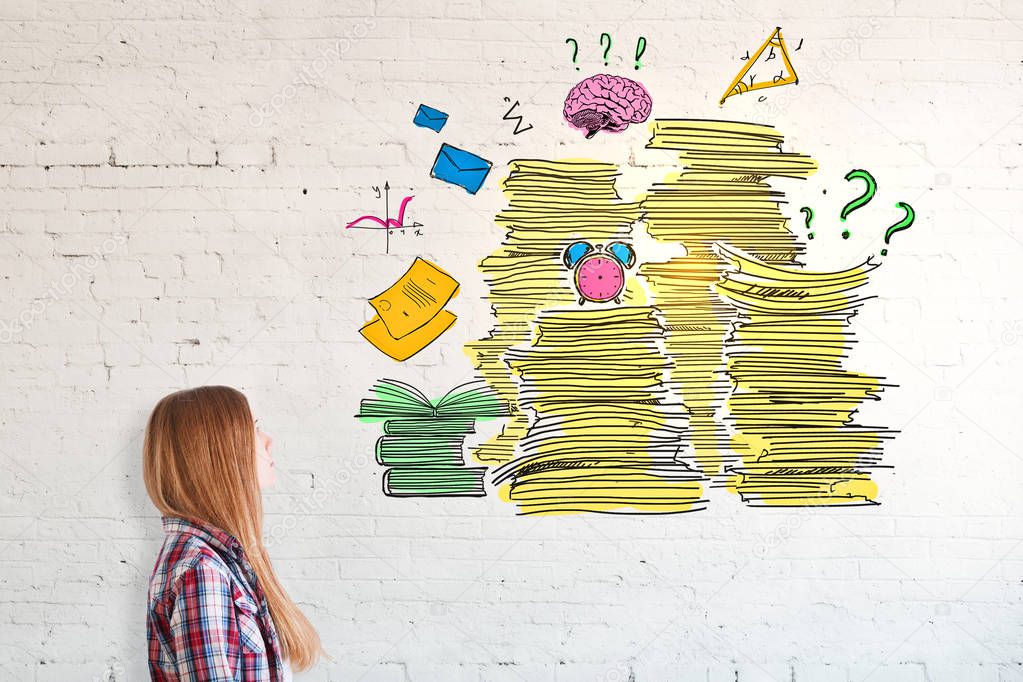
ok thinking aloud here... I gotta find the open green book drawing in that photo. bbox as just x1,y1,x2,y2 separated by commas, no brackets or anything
358,378,511,498
357,379,511,420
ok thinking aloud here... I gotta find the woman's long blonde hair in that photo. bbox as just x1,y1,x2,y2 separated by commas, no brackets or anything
143,385,321,669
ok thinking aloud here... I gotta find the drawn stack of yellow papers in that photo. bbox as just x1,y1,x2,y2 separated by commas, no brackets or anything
361,258,459,361
493,307,707,515
714,244,896,506
638,119,818,478
465,160,642,464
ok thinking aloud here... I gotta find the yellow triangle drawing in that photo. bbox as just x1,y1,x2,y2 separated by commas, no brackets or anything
719,27,799,105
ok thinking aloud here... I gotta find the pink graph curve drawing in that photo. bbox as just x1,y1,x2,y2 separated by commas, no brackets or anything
345,195,416,230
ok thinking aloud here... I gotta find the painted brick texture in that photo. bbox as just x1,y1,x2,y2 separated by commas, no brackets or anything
0,1,1021,680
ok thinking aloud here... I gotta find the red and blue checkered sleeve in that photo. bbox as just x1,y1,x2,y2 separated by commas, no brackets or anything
169,560,242,681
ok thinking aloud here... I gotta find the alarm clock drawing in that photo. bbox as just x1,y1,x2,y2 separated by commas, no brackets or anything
563,240,636,304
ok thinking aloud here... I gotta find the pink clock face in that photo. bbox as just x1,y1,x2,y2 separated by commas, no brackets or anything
576,255,625,301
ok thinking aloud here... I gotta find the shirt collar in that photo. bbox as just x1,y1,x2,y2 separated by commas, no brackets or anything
162,515,246,559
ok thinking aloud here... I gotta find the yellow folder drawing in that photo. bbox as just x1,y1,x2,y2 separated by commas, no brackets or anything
360,257,460,361
369,258,459,339
360,310,457,361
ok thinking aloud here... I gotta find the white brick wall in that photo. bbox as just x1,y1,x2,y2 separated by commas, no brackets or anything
1,1,1021,680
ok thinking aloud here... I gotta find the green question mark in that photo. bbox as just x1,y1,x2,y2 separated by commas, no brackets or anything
565,38,579,70
600,32,612,66
840,169,877,222
880,202,915,256
800,206,815,240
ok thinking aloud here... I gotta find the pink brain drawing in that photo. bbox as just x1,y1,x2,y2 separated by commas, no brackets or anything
563,74,653,139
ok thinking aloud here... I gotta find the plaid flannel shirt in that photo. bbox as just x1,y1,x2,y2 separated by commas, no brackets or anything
148,516,285,681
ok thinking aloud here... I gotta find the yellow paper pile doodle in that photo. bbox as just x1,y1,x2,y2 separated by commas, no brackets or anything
360,258,459,361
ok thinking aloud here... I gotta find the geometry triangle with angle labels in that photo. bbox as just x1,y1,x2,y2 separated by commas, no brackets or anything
719,27,799,105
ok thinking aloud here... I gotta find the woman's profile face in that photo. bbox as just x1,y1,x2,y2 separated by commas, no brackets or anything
254,420,275,489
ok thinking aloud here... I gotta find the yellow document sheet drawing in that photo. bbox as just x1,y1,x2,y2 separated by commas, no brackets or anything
360,310,457,362
361,258,460,361
369,258,459,339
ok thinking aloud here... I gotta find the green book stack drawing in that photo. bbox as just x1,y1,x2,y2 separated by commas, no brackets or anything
357,379,511,497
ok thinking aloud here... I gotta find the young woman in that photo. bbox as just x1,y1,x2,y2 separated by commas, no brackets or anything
143,386,321,680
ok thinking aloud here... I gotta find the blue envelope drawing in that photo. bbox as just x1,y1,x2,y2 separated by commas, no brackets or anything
413,104,448,133
430,144,492,195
